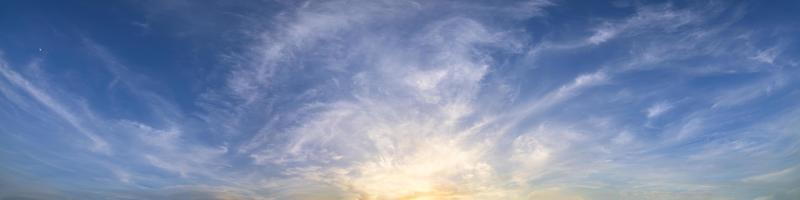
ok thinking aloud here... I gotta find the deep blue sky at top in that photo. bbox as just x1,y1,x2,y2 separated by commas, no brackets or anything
1,0,262,112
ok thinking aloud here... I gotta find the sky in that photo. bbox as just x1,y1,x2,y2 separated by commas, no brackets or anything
0,0,799,199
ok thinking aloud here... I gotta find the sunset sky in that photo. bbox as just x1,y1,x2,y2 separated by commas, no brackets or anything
1,0,799,199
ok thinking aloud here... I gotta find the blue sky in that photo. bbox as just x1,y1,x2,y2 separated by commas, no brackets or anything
1,0,799,199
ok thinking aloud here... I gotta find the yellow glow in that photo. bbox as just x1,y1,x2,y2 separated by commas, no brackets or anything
345,137,495,199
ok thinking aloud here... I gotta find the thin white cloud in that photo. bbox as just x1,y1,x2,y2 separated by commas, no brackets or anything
588,24,618,45
0,59,109,153
117,119,228,179
501,70,609,130
742,166,798,183
750,47,781,64
712,74,786,108
587,3,706,45
82,38,183,122
646,101,673,119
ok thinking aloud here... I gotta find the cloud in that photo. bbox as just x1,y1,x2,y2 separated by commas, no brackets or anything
246,19,508,197
646,101,673,119
80,40,233,182
497,70,609,132
2,38,234,190
222,0,563,198
586,2,707,45
742,166,798,183
588,23,619,45
0,58,109,153
712,74,786,108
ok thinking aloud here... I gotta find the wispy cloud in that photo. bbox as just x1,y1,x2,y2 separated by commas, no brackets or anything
0,58,109,153
586,3,708,45
647,101,673,119
742,166,798,183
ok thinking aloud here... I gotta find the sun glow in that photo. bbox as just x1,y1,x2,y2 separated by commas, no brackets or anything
346,138,495,199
